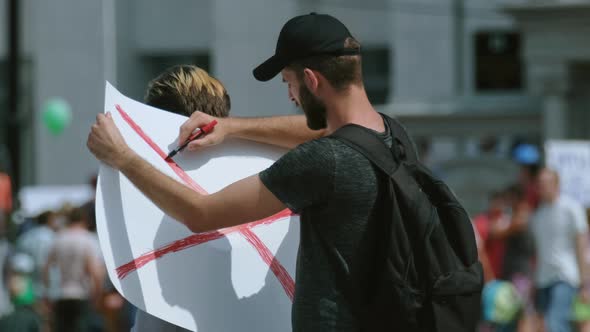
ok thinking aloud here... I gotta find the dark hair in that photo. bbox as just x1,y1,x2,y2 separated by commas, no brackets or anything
288,37,362,91
489,190,504,201
145,65,231,118
66,207,87,226
504,184,524,200
36,210,55,226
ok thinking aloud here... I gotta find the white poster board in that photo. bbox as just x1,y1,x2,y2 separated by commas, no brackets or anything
545,140,590,207
96,82,299,331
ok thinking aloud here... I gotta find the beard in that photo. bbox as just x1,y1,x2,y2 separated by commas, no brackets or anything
299,83,327,130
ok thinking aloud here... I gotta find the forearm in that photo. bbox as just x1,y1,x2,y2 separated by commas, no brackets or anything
42,254,54,293
226,115,325,149
503,207,530,237
42,265,50,291
90,268,102,301
118,152,205,231
576,234,588,284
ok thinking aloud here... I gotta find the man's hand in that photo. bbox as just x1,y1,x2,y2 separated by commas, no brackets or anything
87,113,133,169
179,111,227,151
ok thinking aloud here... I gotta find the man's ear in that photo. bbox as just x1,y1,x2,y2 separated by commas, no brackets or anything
303,68,319,94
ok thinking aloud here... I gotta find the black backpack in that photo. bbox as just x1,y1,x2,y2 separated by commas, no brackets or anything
320,114,483,331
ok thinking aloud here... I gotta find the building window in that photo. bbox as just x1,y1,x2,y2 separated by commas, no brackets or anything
474,31,523,92
362,47,391,105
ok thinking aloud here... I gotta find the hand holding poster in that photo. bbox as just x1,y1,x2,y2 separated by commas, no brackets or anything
96,82,299,331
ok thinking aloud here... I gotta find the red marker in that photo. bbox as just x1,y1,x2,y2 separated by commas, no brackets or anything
165,120,217,160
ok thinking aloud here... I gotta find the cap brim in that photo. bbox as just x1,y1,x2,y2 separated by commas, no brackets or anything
253,55,288,82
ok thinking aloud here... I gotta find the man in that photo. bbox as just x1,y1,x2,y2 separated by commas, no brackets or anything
88,13,389,331
473,191,509,279
43,207,102,332
531,168,589,332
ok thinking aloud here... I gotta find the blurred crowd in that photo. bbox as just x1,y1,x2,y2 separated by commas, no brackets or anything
475,154,590,332
2,146,590,332
0,175,135,332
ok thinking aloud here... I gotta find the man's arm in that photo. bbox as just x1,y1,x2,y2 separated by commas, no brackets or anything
42,248,55,294
573,202,590,297
575,232,590,302
85,251,102,302
178,111,325,151
489,202,530,239
87,113,287,233
576,233,589,287
119,152,286,232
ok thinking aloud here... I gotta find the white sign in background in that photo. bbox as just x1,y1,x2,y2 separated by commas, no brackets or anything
96,82,299,331
545,140,590,207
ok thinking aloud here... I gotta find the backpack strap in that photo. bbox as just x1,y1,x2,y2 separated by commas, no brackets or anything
380,113,419,164
330,114,419,175
319,119,410,325
330,123,398,177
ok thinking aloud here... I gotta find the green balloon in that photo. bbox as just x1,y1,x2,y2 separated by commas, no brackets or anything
42,98,72,135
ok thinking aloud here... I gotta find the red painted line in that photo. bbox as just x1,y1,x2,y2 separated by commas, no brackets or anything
115,210,293,282
116,227,231,279
115,104,206,194
241,228,295,300
113,105,296,299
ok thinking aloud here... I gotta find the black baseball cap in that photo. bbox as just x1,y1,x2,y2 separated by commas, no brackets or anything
253,13,359,82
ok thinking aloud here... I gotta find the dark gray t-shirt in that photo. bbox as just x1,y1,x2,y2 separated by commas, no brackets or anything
260,122,392,332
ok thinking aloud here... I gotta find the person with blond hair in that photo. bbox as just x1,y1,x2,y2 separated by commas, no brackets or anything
127,64,230,332
144,64,230,118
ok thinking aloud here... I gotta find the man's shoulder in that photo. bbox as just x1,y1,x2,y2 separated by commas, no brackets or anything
279,137,338,164
294,136,334,151
288,136,368,167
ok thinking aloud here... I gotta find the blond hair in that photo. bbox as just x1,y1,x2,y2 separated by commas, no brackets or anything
145,65,230,118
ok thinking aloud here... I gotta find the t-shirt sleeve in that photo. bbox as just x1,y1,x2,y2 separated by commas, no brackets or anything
570,200,589,235
259,139,335,213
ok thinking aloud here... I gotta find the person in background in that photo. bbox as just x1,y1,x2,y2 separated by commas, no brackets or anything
0,167,12,223
474,222,495,284
16,211,59,296
81,175,98,233
482,185,536,332
474,191,509,280
0,252,41,332
0,198,12,318
16,210,60,331
511,143,541,210
130,64,232,332
531,168,589,332
497,185,536,332
43,207,102,332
